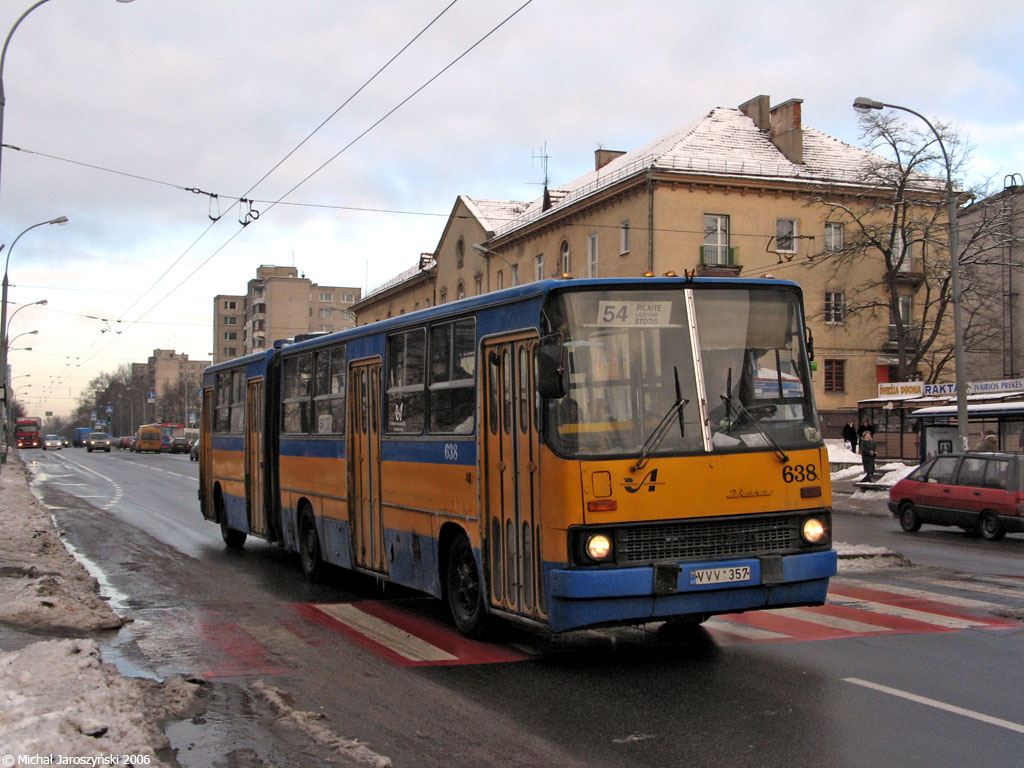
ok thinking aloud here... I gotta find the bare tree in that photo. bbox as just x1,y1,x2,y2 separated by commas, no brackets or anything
807,111,1015,383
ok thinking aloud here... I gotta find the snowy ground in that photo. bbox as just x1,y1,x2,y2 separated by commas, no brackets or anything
0,454,202,765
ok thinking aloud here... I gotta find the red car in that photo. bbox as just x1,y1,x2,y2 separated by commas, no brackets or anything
888,452,1024,541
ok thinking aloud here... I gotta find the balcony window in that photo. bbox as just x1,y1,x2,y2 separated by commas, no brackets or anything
702,214,730,265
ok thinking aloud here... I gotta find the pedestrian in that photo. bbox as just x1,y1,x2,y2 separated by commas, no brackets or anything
857,419,874,452
859,430,877,482
977,430,998,452
842,418,858,453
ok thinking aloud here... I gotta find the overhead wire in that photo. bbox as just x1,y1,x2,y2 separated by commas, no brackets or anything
48,1,534,393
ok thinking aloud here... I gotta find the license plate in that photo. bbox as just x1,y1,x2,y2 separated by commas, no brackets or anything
689,566,752,586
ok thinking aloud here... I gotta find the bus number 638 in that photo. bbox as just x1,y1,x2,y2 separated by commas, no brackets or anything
782,464,818,483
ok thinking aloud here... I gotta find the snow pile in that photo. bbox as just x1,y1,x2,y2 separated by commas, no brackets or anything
0,639,200,760
0,455,200,762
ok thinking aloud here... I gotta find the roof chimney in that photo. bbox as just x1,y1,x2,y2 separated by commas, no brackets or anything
595,149,626,170
739,95,770,132
769,98,804,164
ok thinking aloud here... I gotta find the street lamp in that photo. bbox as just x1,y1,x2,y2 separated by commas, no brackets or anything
853,97,969,451
2,216,63,390
472,243,520,286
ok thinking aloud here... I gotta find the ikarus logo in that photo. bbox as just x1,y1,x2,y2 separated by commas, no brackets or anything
622,469,665,493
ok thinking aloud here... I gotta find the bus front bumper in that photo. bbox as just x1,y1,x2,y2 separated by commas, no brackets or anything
546,549,837,633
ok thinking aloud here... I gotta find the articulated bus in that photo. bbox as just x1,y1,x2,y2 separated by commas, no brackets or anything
199,277,836,637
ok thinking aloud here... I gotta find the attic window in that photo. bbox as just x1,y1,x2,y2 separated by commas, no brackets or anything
456,238,465,268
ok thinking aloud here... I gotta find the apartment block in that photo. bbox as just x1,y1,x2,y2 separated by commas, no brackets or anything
213,265,361,363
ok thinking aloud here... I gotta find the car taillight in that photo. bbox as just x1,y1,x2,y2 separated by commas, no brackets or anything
1016,493,1024,516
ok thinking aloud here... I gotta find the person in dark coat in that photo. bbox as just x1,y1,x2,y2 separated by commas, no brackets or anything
842,419,858,453
860,430,877,482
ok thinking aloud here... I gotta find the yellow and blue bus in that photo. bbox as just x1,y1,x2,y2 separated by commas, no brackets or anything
199,277,836,636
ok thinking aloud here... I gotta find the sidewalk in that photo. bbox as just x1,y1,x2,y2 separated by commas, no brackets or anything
0,451,200,763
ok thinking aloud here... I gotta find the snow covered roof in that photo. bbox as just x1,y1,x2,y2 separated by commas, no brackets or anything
461,196,530,234
492,106,896,239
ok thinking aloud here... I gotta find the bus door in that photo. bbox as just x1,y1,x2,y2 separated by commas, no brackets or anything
200,387,215,522
482,333,545,620
348,359,386,574
245,379,268,537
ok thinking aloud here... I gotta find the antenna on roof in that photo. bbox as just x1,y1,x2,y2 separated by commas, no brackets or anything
532,142,552,211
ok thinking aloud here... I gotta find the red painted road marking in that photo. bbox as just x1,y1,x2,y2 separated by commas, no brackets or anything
197,608,288,678
292,601,531,667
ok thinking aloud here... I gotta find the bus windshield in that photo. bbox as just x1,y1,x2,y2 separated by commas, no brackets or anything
543,285,821,459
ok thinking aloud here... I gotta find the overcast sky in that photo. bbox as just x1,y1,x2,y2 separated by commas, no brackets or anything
2,0,1021,418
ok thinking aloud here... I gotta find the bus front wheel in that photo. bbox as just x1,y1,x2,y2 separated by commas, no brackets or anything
446,534,491,638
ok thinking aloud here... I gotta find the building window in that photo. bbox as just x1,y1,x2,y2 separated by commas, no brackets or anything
457,280,465,300
224,331,238,340
223,300,237,310
620,220,630,254
535,254,544,282
456,238,464,268
824,291,846,324
474,277,483,295
823,359,846,393
343,293,355,302
776,218,797,253
560,240,570,274
587,234,599,277
825,222,844,252
224,316,238,325
319,308,333,319
894,229,914,272
497,270,504,290
319,292,333,302
440,288,448,304
703,214,730,265
224,347,236,358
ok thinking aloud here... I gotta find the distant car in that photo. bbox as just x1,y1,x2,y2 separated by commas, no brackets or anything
43,434,62,451
117,435,133,450
85,432,112,453
169,436,190,454
888,452,1024,541
61,436,69,448
189,439,200,461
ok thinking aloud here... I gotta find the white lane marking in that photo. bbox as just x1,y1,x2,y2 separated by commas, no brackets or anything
771,607,892,634
826,593,984,629
48,453,123,510
844,678,1024,735
317,604,457,662
704,618,791,640
838,578,1002,610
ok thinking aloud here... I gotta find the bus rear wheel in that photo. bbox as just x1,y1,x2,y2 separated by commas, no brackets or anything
299,511,325,582
216,490,246,549
446,534,491,638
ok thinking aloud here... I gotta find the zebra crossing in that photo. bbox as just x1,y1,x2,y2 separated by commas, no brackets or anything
175,573,1022,675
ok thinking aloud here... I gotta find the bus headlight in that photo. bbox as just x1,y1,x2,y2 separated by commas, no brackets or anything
801,517,827,545
585,533,613,562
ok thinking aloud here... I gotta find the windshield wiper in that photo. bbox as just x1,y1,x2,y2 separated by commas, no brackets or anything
718,394,790,464
631,367,688,473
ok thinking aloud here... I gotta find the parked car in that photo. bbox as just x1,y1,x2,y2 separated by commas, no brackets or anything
888,452,1024,541
85,432,113,453
189,439,200,461
43,434,63,451
169,436,190,454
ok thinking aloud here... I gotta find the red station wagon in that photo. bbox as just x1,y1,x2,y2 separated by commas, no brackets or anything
888,452,1024,541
